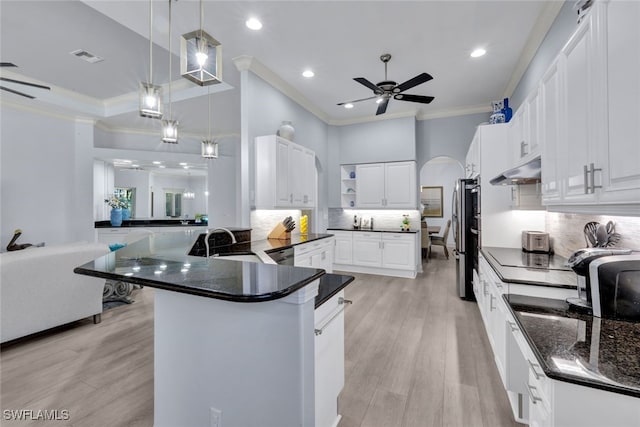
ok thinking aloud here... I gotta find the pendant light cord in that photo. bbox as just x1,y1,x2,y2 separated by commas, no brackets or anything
168,0,172,118
200,0,204,38
207,86,211,140
149,0,153,83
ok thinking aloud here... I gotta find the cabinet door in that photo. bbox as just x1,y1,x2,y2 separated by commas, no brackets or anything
598,1,640,203
275,138,291,207
384,162,416,208
381,234,415,270
526,88,540,158
355,164,385,208
302,149,316,207
509,106,526,165
352,234,382,267
334,234,353,265
289,143,305,206
540,59,563,204
562,19,598,202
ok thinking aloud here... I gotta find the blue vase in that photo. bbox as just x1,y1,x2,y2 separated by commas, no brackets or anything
122,208,131,221
110,208,123,227
501,97,513,123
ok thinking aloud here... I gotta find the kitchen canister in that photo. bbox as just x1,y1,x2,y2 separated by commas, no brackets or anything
277,121,295,141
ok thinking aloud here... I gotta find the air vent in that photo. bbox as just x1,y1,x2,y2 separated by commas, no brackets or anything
69,49,104,64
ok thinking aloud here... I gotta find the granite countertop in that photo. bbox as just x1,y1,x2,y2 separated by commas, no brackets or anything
95,219,210,228
327,227,419,234
316,274,355,309
75,231,328,303
505,294,640,398
481,247,577,289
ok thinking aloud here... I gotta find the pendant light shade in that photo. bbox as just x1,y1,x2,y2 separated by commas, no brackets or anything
161,119,179,143
139,0,163,118
180,0,222,86
162,0,179,143
201,140,218,159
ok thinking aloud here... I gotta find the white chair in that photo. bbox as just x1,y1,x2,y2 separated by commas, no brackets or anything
430,219,451,259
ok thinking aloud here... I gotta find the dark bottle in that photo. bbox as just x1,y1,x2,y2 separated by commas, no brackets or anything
501,97,513,123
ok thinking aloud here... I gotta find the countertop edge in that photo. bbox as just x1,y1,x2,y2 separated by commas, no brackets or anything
327,228,419,234
75,266,326,303
315,274,355,309
503,294,640,399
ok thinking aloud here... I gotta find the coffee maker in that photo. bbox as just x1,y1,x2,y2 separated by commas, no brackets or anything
566,248,632,310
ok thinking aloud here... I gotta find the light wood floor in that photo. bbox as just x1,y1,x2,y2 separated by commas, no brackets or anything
1,253,520,427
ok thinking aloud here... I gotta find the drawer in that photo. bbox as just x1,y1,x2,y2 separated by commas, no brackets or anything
295,238,331,256
329,230,353,239
315,290,346,327
382,233,415,242
352,232,381,241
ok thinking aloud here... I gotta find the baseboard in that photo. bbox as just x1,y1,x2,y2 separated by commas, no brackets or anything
332,264,417,279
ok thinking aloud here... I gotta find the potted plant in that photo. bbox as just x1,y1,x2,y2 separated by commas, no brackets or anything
104,196,127,227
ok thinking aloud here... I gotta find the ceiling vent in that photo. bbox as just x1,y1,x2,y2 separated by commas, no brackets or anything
69,49,104,64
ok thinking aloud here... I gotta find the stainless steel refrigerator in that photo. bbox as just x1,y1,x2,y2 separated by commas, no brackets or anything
453,178,480,299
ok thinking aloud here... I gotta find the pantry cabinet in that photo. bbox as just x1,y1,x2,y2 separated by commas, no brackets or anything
255,135,316,209
355,161,416,209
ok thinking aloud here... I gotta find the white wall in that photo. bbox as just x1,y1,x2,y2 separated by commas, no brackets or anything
93,159,114,221
114,168,151,218
151,173,207,219
420,157,464,246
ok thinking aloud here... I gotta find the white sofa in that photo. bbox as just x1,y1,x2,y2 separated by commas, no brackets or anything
1,241,110,343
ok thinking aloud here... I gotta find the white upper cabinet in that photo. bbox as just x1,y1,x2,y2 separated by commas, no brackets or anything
596,0,640,204
355,161,416,209
540,59,563,204
465,133,480,178
255,135,317,209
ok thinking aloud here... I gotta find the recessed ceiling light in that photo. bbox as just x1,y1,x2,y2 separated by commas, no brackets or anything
246,17,262,30
470,48,486,58
159,165,166,169
120,160,132,163
183,166,190,169
179,162,187,166
302,70,314,78
344,103,354,109
153,161,162,165
132,164,140,168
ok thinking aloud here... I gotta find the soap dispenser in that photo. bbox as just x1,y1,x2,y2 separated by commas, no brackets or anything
353,215,360,229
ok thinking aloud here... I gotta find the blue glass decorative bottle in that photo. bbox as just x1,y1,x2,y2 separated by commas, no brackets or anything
501,97,513,123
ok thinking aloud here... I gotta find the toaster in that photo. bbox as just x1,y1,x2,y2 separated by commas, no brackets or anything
589,254,640,321
522,231,550,253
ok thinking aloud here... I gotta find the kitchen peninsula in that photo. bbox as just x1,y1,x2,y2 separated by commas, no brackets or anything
75,231,353,427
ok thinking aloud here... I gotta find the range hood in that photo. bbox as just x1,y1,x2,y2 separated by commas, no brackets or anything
490,156,541,185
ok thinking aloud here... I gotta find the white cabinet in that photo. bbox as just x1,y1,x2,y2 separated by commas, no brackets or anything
340,165,357,208
314,290,346,427
352,232,382,267
333,231,353,265
294,238,334,273
332,230,419,278
255,135,316,209
355,161,416,208
540,59,563,204
381,233,416,270
465,133,480,178
509,89,541,167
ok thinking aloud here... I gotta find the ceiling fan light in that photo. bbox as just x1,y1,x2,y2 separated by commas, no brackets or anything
470,48,486,58
139,82,163,119
181,30,222,86
202,139,219,159
161,120,179,143
375,98,383,104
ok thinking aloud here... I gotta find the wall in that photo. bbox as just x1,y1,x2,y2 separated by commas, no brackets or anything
416,112,488,168
0,105,94,247
245,72,329,231
114,169,151,218
420,156,464,246
510,1,577,109
151,173,207,219
546,212,640,258
207,136,239,227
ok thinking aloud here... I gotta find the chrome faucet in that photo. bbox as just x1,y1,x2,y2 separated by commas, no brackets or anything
204,228,237,258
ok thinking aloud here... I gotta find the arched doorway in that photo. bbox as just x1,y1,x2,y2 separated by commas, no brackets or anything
419,156,464,246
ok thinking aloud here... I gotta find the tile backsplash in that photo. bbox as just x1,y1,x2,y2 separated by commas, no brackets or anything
328,208,421,231
546,212,640,258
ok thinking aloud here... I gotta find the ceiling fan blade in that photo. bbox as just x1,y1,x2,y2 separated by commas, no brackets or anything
0,77,51,91
0,62,18,67
337,96,378,106
393,73,433,93
0,86,35,99
354,77,383,94
394,93,435,104
376,97,389,115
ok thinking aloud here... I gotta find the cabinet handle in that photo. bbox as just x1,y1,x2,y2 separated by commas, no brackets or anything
290,193,293,203
520,140,528,157
490,294,496,311
339,297,352,305
321,252,326,260
528,360,543,379
508,321,519,332
584,164,590,194
589,163,602,193
511,187,517,202
526,383,543,404
483,281,489,296
315,299,352,335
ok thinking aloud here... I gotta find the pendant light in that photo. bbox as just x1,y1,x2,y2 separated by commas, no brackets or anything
180,0,222,86
139,0,163,119
161,0,178,143
201,87,218,159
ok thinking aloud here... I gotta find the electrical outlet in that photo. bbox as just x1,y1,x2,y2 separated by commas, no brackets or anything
210,407,222,427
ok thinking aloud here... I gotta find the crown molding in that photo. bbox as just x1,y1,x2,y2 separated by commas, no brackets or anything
232,55,331,124
416,104,492,121
502,1,564,98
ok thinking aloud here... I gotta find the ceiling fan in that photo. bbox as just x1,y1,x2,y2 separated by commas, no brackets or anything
338,54,434,115
0,62,51,99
